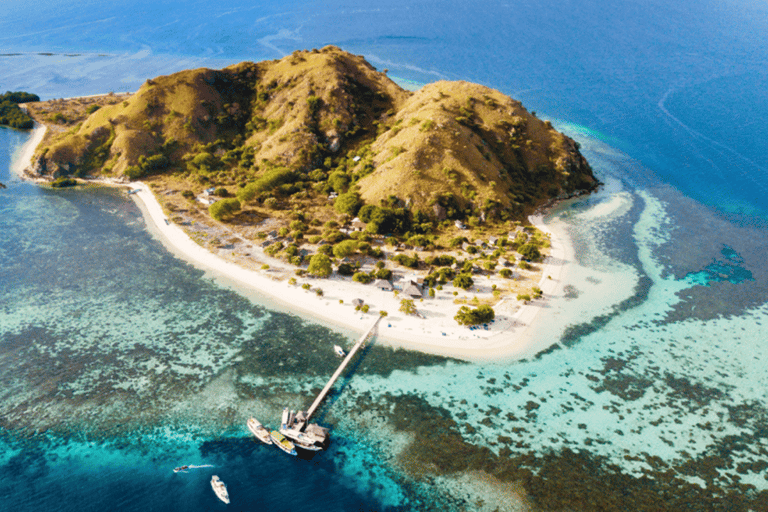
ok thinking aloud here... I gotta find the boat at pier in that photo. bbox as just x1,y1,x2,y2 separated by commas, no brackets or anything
269,430,297,456
280,427,324,452
210,475,230,504
247,418,272,445
333,345,346,357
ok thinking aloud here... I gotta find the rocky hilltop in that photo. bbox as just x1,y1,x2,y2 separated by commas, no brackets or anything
27,46,597,226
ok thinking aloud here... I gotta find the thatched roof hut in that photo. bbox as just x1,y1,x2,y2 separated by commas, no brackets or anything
403,283,422,298
373,279,393,291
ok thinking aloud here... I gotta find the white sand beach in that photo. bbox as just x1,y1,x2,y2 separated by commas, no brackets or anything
129,181,574,361
13,128,575,362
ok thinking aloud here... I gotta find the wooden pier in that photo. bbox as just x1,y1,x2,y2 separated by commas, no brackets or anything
305,316,381,421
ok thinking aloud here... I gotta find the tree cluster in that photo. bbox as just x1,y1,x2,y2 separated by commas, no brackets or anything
0,91,39,129
454,304,495,326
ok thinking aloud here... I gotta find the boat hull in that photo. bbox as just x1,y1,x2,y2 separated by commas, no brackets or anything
269,430,297,456
247,418,272,445
211,475,230,504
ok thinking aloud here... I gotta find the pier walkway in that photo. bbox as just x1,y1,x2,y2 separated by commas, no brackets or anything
305,316,381,421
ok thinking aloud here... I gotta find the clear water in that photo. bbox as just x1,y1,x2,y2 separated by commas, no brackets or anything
2,0,768,510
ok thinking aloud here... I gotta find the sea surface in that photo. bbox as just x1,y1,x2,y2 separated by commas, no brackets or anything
1,1,767,510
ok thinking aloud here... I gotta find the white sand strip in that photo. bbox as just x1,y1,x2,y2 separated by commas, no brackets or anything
11,123,47,178
129,182,574,362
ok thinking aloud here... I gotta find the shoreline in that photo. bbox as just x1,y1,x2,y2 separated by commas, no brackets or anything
12,126,575,363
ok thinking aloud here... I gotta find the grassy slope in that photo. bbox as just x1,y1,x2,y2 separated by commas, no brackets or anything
30,46,598,224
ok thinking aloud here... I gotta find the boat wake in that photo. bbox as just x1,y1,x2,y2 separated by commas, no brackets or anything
173,464,215,473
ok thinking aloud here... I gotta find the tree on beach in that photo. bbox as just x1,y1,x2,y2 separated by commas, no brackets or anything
454,304,495,326
452,273,474,290
308,253,332,277
399,298,417,316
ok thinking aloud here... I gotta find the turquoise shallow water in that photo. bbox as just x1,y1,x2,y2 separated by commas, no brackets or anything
2,0,768,510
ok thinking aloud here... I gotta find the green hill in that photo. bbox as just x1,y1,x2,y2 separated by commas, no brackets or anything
28,46,598,231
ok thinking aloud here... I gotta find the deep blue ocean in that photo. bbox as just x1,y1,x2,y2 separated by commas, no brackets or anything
2,1,768,510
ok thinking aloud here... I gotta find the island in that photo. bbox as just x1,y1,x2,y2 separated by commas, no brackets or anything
20,46,599,360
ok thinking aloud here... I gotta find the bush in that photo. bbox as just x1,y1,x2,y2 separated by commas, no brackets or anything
302,283,311,290
499,268,513,278
334,191,362,216
361,304,370,313
454,304,495,326
517,293,531,302
315,288,324,296
337,263,354,276
352,272,374,284
333,239,358,258
453,273,474,290
209,198,241,221
308,254,332,277
324,230,345,244
263,197,278,209
237,167,295,202
392,253,419,269
428,288,436,298
518,243,542,261
375,268,392,280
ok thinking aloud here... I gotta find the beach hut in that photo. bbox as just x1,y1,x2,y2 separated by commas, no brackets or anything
352,298,365,307
373,279,393,291
488,236,498,246
403,282,422,298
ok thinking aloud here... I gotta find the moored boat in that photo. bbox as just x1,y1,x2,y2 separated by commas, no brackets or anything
269,430,297,456
280,427,324,452
333,345,346,357
210,475,230,504
247,418,272,445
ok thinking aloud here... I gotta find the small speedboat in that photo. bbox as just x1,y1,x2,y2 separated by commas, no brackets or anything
269,430,297,456
247,418,272,445
210,475,230,504
333,345,346,357
173,465,189,473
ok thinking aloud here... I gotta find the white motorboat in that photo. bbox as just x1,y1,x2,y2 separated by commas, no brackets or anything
247,418,272,445
210,475,230,504
333,345,346,357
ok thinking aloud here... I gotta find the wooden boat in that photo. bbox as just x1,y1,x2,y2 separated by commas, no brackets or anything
269,430,297,456
247,418,272,445
210,475,230,504
280,427,324,452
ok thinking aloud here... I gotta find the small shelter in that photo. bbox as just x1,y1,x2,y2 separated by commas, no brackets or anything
352,298,365,307
373,279,393,291
403,282,422,298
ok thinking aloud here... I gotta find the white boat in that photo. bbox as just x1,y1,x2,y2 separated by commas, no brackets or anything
280,427,324,452
247,418,272,445
269,430,297,456
281,407,291,429
333,345,346,357
210,475,230,504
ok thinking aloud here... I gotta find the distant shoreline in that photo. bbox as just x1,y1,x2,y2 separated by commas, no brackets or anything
13,123,575,362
